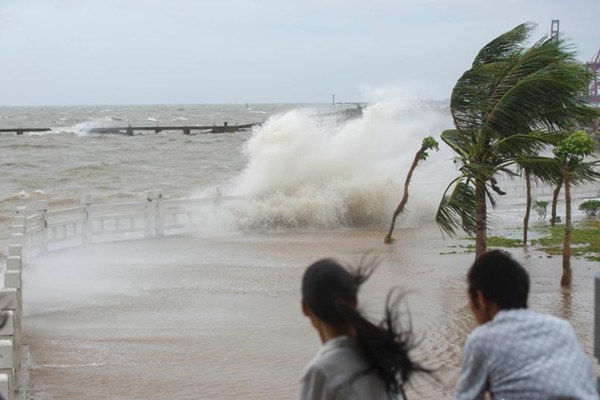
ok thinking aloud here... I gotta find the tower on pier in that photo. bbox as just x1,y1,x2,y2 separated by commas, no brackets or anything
587,50,600,104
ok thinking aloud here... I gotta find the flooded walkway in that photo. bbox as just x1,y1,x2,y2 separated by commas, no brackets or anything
22,226,599,399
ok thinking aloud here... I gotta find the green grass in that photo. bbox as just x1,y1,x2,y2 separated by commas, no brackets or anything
448,221,600,261
488,236,523,248
530,221,600,261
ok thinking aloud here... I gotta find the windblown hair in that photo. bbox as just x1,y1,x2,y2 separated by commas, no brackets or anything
301,258,430,399
467,250,529,310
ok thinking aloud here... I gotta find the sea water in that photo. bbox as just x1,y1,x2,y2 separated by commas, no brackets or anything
0,102,598,399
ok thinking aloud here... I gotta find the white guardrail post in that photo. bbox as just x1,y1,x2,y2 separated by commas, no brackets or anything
145,190,155,238
13,208,26,251
81,195,92,244
37,200,49,253
0,210,26,399
595,272,600,394
155,189,164,238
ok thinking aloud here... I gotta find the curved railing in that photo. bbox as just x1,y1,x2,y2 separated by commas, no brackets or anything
1,190,227,400
23,190,227,253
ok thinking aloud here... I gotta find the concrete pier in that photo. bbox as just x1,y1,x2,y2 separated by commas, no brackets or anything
0,123,258,136
89,123,257,135
0,128,51,135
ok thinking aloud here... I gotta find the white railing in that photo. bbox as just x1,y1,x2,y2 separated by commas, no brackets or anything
596,273,600,393
20,190,225,253
0,218,26,400
1,190,226,400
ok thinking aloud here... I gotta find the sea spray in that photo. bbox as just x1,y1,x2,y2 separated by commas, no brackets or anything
224,100,456,230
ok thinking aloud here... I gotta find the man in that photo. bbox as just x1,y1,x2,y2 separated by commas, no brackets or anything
455,250,598,400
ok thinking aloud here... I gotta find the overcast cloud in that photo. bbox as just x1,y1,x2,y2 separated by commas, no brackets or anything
0,0,598,105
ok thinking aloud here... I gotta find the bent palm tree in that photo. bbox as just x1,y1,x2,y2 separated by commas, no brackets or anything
435,23,596,257
384,136,439,244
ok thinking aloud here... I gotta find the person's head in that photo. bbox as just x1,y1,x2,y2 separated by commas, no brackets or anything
301,258,431,399
467,250,530,324
301,259,363,340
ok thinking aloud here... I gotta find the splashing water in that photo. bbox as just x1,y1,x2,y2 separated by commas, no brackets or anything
225,100,456,230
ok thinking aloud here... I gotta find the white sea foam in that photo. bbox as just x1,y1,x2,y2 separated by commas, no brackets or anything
11,190,30,200
205,99,458,229
7,189,45,201
28,129,61,136
65,120,122,136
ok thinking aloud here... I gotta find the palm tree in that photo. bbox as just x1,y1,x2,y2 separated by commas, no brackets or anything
552,131,599,287
550,178,562,226
522,167,533,245
518,164,550,246
516,155,564,245
384,136,439,244
435,23,596,257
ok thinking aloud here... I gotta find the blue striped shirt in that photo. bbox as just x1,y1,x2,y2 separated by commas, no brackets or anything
456,309,598,400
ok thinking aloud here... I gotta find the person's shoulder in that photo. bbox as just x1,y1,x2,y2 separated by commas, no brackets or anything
496,309,578,343
463,322,494,351
521,309,574,331
304,337,366,378
465,309,528,343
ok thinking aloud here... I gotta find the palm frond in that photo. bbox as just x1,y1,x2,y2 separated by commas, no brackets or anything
486,184,499,208
440,129,470,159
450,24,534,136
435,179,476,237
569,160,600,186
484,37,594,135
461,162,496,180
472,23,534,67
515,156,562,185
487,133,552,160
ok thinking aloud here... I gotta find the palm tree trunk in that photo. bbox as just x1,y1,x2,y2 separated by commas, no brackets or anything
561,165,572,287
475,178,487,257
550,178,562,227
523,169,531,246
384,147,425,244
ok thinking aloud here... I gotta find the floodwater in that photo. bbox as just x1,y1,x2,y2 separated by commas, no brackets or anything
1,102,598,399
22,227,599,399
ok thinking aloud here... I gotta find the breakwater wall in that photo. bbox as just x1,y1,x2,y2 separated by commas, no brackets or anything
0,122,258,136
1,190,227,399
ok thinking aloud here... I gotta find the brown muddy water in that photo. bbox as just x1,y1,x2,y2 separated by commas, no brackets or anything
3,103,598,399
22,226,600,400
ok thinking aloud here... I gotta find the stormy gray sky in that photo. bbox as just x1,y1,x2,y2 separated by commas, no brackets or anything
0,0,598,106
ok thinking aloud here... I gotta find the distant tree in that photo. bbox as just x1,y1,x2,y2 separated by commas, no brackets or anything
435,23,596,257
533,200,549,221
579,199,600,217
516,155,563,245
553,131,599,287
384,137,439,244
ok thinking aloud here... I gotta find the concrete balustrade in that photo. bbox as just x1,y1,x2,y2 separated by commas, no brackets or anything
0,191,246,398
1,190,220,399
0,211,24,400
594,273,600,393
7,246,22,258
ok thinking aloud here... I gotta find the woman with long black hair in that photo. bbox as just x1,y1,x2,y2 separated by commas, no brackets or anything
299,258,429,400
